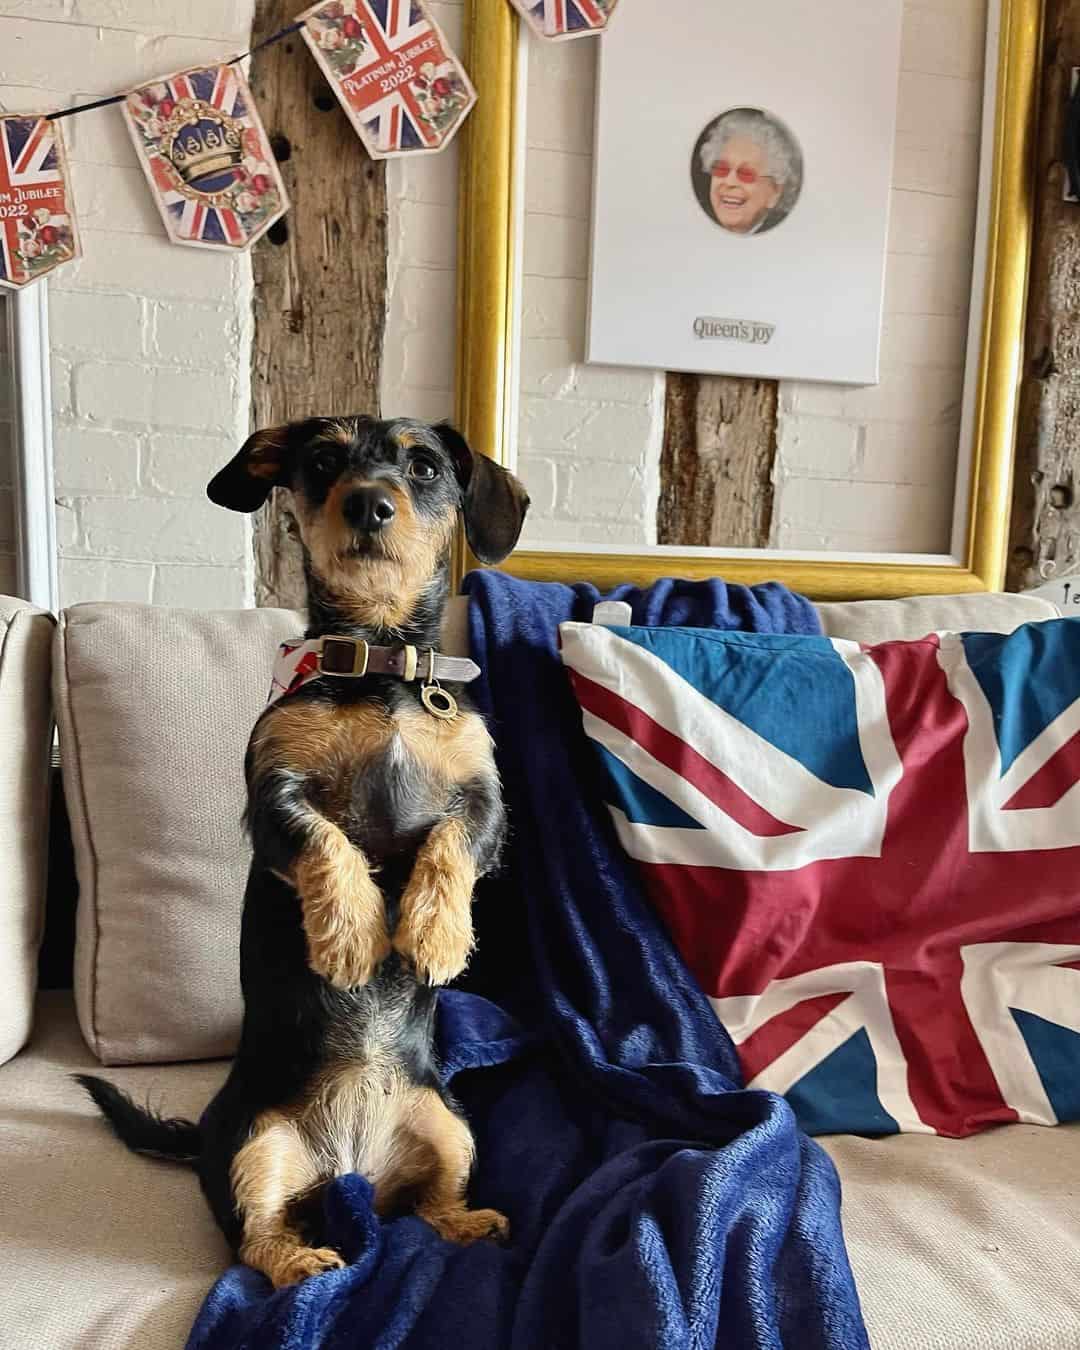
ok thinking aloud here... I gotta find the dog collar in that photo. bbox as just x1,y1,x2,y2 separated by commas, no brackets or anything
268,636,481,709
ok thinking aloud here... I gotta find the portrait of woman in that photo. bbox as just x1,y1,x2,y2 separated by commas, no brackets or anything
691,108,804,236
590,4,899,382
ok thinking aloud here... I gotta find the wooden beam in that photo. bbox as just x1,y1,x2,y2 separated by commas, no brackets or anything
247,2,388,608
657,373,777,548
1008,0,1080,591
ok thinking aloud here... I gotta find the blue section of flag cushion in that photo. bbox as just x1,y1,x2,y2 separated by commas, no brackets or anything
1011,1008,1080,1122
786,1028,900,1137
962,620,1080,775
596,744,705,829
610,626,875,795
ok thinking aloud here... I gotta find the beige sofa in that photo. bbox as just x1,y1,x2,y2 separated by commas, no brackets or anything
3,589,1079,1350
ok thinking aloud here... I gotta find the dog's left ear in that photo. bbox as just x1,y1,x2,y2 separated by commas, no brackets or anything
207,425,294,513
437,423,531,564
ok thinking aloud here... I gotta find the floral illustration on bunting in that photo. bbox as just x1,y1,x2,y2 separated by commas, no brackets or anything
122,64,288,250
300,0,476,159
0,115,81,288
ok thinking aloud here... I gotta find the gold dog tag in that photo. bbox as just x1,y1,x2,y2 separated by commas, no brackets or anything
421,682,458,721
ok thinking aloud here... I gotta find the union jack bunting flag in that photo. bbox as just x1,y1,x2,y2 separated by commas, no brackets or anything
561,618,1080,1139
122,64,287,251
300,0,476,159
0,115,80,289
510,0,620,41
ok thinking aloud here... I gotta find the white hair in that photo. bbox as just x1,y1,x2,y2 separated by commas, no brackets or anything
699,109,802,212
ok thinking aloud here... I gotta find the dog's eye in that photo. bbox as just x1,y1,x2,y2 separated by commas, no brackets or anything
310,450,339,477
408,457,439,482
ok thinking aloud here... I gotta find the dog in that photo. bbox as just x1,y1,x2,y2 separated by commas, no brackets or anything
78,415,530,1288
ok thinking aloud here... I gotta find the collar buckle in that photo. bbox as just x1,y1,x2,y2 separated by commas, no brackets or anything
320,636,370,677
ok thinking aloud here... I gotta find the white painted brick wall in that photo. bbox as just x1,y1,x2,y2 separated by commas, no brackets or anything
379,0,987,558
0,2,256,609
381,0,463,427
514,36,664,547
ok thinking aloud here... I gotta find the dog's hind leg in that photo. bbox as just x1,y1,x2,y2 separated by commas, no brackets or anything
231,1111,344,1288
409,1090,509,1245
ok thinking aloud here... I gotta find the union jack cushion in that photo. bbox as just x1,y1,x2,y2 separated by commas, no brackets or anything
560,617,1080,1139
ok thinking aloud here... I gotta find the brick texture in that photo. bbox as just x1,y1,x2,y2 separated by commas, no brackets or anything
380,0,462,430
0,5,255,609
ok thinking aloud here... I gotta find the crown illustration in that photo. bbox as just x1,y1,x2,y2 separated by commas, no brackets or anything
161,100,244,190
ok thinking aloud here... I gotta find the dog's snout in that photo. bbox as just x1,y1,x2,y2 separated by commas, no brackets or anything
343,486,396,532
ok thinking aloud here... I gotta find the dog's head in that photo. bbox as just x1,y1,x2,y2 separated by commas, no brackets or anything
207,416,529,626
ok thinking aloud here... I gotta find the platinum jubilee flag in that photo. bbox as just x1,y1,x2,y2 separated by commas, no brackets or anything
0,115,80,289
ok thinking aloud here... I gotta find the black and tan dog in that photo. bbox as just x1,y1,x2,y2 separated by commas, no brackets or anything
78,415,529,1287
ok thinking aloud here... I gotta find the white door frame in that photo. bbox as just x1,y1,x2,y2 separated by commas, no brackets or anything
6,284,58,612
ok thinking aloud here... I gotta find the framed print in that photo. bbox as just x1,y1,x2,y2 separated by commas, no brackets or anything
455,0,1041,600
586,1,904,384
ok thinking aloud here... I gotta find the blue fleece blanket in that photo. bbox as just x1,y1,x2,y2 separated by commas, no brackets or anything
188,573,868,1350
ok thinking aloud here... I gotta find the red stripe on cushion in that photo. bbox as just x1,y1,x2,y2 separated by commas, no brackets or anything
737,992,849,1083
1003,727,1080,810
570,670,802,838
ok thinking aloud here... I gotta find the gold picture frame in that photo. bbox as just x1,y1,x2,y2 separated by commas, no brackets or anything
454,0,1042,600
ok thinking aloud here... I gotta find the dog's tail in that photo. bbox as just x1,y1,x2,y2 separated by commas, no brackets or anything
74,1074,201,1165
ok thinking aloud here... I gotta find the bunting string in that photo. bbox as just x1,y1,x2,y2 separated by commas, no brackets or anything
44,21,306,124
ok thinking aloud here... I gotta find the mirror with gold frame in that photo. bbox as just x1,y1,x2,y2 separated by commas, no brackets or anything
454,0,1041,600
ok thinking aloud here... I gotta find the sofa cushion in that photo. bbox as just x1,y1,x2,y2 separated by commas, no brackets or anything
54,603,303,1065
54,598,472,1067
824,1124,1080,1350
561,614,1080,1137
0,596,54,1066
818,591,1059,644
0,991,229,1349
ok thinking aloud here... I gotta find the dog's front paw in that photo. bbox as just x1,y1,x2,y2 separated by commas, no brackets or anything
393,823,477,986
307,913,392,989
393,891,474,987
299,844,392,989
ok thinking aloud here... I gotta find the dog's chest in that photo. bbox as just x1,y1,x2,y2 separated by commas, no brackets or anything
302,696,493,858
347,725,447,857
256,691,495,858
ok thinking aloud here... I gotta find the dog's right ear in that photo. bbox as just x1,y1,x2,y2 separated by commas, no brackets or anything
207,426,294,512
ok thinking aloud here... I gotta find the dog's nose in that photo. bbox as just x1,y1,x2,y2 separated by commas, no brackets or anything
343,486,396,532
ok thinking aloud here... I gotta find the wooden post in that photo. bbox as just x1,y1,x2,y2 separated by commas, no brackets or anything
658,373,777,548
1008,1,1080,591
247,2,388,608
